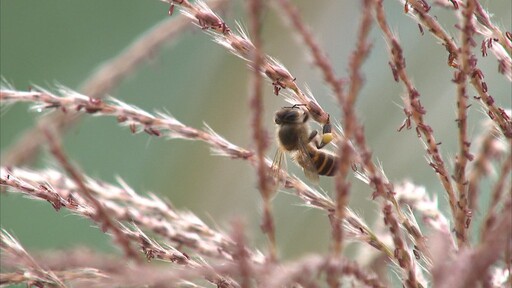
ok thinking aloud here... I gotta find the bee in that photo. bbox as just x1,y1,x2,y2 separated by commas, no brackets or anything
272,104,338,183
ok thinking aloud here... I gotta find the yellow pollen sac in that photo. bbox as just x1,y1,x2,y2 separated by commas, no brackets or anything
322,133,334,145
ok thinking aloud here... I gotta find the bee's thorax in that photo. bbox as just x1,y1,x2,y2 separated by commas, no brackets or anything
277,124,309,151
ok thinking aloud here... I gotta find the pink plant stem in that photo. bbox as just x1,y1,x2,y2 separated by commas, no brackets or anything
331,0,375,259
405,0,512,138
247,0,277,263
231,220,252,288
383,204,419,288
376,0,459,246
452,0,477,249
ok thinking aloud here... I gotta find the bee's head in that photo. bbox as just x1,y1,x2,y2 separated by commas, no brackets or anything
274,106,308,125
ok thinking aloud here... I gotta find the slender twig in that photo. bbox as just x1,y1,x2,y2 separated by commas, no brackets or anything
400,0,512,138
231,220,252,288
375,0,460,248
332,0,375,259
0,247,123,273
247,0,276,263
383,204,419,288
452,0,477,249
0,165,393,275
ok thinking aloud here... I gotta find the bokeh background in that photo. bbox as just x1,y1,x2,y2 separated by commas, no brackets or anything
1,0,510,266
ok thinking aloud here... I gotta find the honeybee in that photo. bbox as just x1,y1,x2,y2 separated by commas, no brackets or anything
272,104,338,183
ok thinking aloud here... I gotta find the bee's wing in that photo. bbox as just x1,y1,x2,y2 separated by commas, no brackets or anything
270,148,287,185
296,140,320,184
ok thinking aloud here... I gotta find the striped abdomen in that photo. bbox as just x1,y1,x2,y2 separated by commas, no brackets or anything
308,147,338,176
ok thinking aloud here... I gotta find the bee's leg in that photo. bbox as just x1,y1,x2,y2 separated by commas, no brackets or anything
317,118,333,149
308,130,326,149
308,130,318,143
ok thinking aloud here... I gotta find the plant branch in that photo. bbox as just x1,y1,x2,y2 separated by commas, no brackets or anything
375,0,460,248
401,0,512,138
452,0,477,249
383,204,419,288
247,0,277,263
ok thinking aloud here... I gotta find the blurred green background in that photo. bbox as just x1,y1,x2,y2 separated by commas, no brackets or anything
1,0,510,266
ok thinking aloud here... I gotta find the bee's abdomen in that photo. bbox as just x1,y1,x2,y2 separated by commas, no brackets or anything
310,150,338,176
